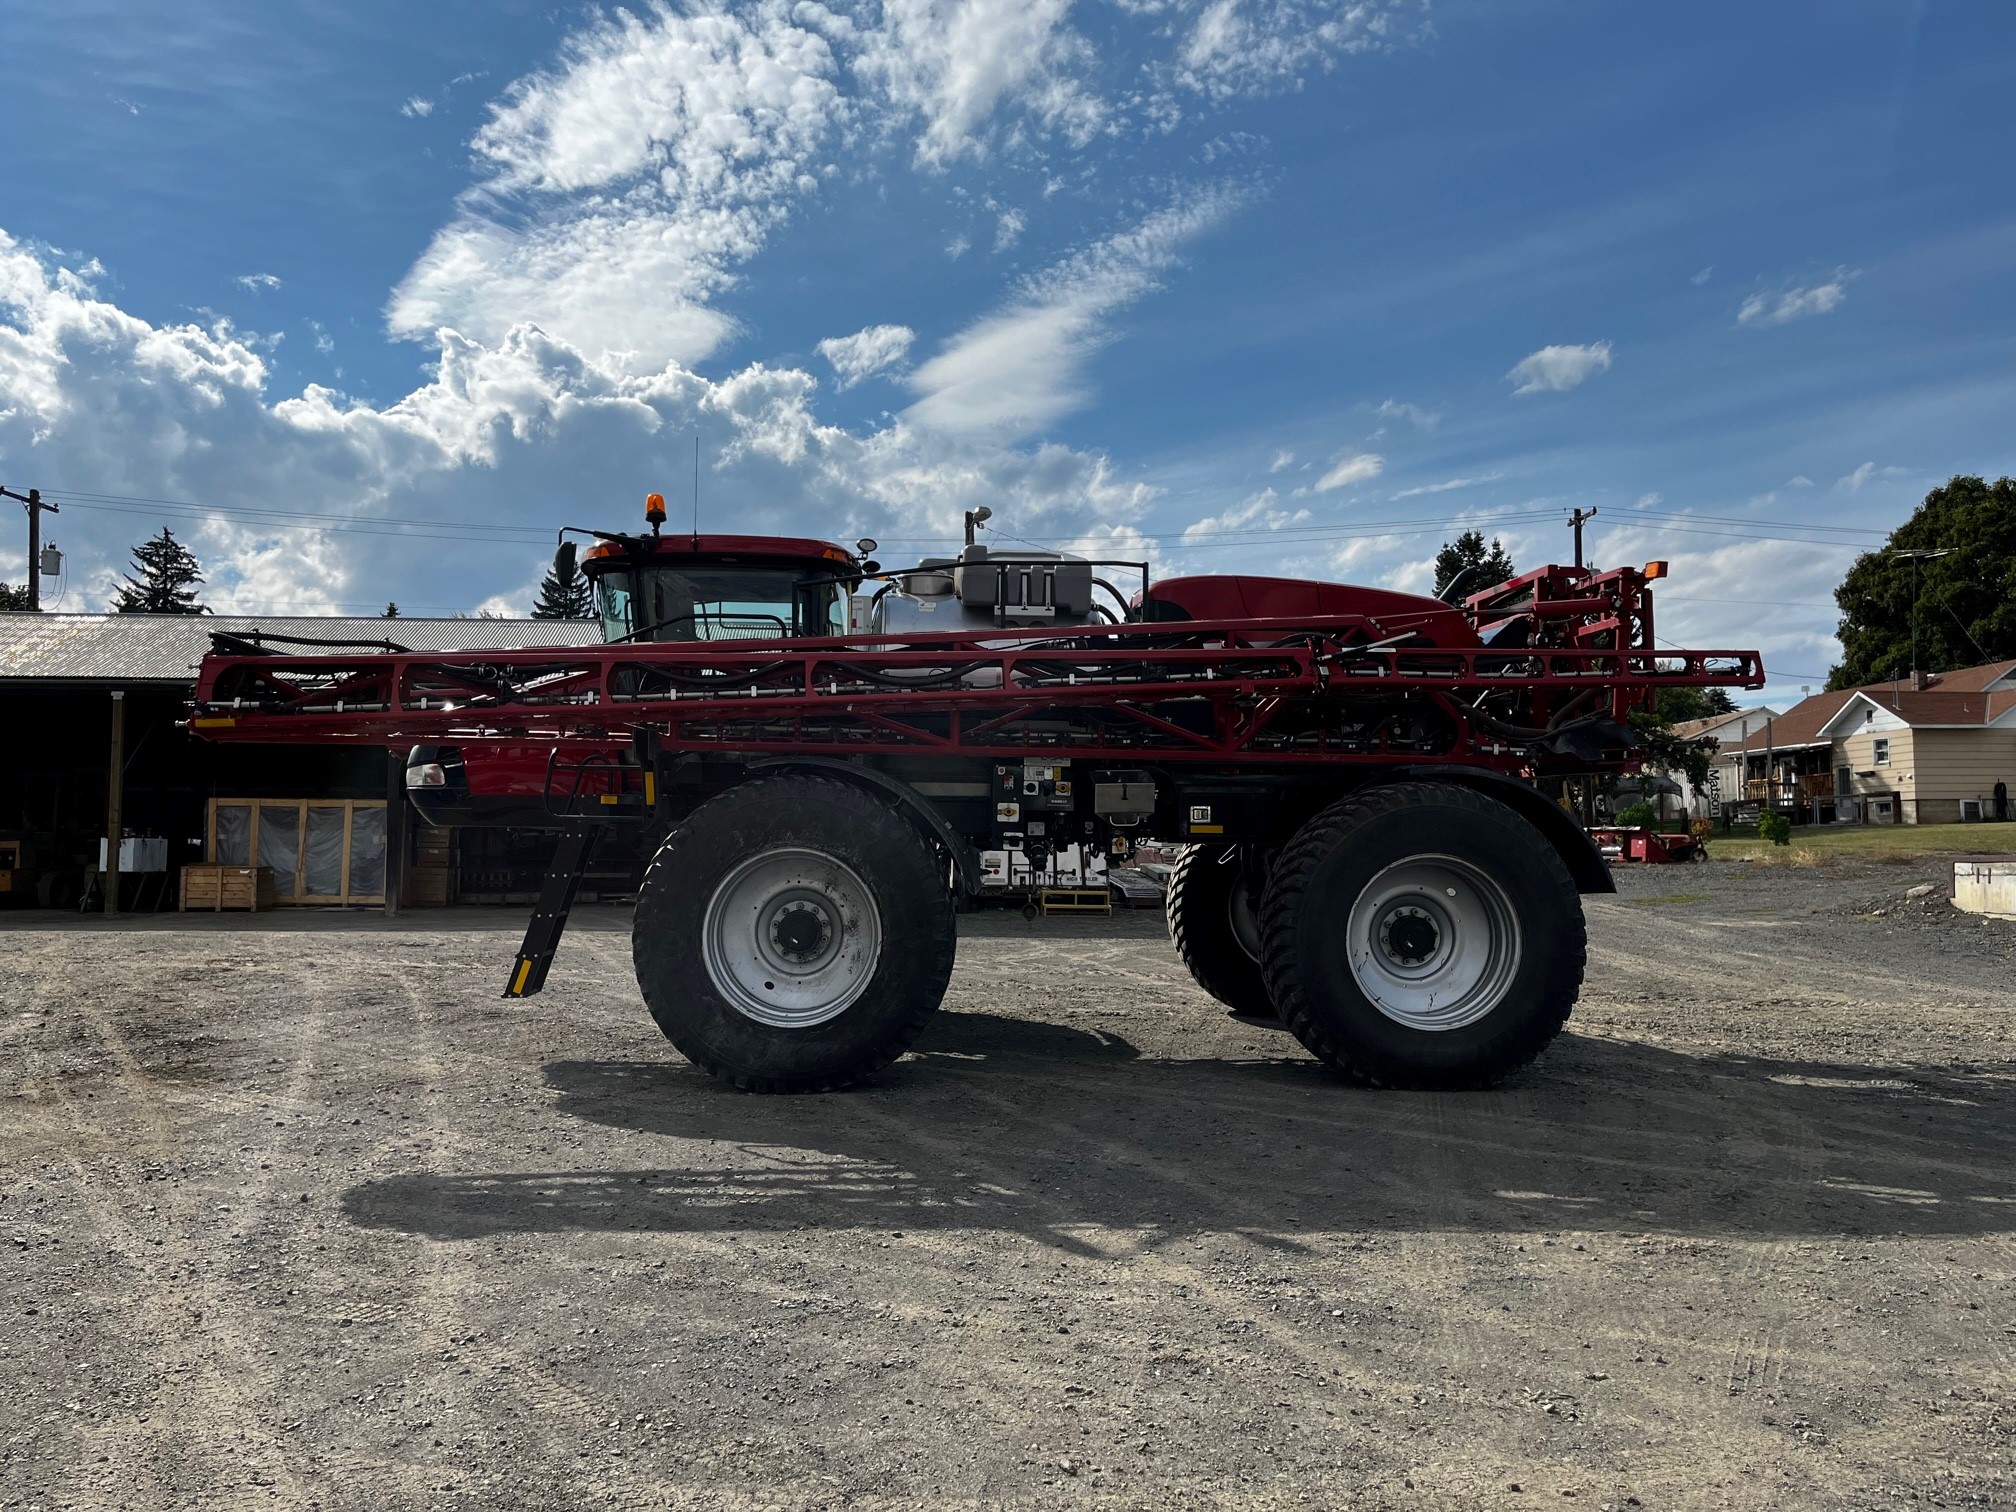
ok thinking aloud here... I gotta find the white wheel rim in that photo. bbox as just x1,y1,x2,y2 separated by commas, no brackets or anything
1345,855,1522,1032
702,848,883,1028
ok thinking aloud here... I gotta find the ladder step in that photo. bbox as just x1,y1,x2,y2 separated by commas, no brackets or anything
502,825,599,998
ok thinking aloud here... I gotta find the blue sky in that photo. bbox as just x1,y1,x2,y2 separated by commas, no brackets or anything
1,0,2012,702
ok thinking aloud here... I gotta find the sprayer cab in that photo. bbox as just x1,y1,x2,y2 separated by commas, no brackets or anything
573,532,866,644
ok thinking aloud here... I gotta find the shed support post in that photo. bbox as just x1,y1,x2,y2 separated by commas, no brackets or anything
384,751,405,918
105,691,125,918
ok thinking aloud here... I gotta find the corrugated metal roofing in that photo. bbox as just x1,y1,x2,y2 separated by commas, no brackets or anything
0,613,601,684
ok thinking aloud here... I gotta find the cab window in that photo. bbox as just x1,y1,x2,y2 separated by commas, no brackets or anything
596,566,844,643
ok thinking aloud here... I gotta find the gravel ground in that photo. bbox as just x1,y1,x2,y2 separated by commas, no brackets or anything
2,860,2013,1511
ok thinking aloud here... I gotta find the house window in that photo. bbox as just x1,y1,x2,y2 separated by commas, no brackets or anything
1872,737,1890,765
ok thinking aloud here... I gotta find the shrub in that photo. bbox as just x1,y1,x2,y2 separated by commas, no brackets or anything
1614,801,1657,829
1757,810,1793,846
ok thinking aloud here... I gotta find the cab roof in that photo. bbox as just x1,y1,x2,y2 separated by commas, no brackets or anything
583,533,858,566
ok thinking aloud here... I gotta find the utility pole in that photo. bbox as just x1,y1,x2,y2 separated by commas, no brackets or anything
1568,506,1597,569
1,486,58,610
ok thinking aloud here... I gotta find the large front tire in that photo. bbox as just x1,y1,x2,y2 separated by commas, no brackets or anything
1167,844,1274,1017
1260,783,1584,1088
632,776,956,1092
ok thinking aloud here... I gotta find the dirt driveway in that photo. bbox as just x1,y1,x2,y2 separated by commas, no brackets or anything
3,863,2013,1510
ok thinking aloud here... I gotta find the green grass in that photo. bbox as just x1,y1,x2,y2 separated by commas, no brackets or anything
1705,821,2016,863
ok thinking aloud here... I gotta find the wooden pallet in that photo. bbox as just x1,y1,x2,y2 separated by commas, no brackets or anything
1038,887,1112,916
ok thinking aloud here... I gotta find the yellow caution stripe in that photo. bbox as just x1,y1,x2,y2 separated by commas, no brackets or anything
1189,823,1225,834
509,959,533,996
190,716,237,729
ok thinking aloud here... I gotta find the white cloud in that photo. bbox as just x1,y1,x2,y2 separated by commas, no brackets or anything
388,3,848,370
1838,461,1905,493
380,0,1410,378
1314,452,1383,492
1325,532,1411,582
235,273,282,292
1737,276,1849,328
401,96,435,118
817,323,915,389
1634,491,1661,508
853,0,1105,165
1691,266,1714,286
1392,472,1504,499
307,320,335,355
1374,397,1438,429
1786,474,1814,488
1176,0,1419,101
1592,520,1853,701
0,230,1158,614
1506,341,1612,395
993,208,1027,252
905,187,1241,438
1267,448,1294,472
1182,487,1310,541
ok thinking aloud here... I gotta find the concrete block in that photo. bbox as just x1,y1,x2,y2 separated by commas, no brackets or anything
1951,860,2016,921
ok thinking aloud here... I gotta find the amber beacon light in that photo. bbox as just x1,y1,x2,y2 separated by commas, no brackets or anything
644,492,667,530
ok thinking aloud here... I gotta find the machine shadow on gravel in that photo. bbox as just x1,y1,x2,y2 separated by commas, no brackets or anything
341,1012,2016,1248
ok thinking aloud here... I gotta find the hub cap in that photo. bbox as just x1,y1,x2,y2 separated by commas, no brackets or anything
702,848,882,1028
1345,856,1522,1032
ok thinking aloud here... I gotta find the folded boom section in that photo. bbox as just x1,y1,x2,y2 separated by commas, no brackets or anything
191,614,1762,773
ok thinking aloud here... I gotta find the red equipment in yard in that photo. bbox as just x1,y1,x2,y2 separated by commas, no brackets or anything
1588,826,1706,864
188,509,1762,1093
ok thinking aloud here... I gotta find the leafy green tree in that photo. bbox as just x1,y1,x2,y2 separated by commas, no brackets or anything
1829,475,2016,689
1432,530,1517,598
111,528,208,614
382,601,400,619
0,582,32,610
531,550,594,619
1614,800,1657,829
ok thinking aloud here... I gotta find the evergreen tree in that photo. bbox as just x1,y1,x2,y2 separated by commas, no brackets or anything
1828,475,2016,688
531,549,594,619
0,582,32,611
382,601,400,619
112,528,208,614
1432,530,1517,598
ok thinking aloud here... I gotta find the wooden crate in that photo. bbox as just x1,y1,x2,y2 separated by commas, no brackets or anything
180,865,276,912
406,869,453,907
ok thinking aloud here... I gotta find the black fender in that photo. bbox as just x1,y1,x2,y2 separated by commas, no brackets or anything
744,756,984,895
1393,765,1614,894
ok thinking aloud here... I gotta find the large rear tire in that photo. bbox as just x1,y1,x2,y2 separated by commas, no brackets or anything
632,775,956,1092
1167,844,1274,1017
1260,783,1584,1088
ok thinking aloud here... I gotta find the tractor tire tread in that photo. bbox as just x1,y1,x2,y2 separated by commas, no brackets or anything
1167,844,1273,1016
633,774,954,1093
1260,781,1583,1089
